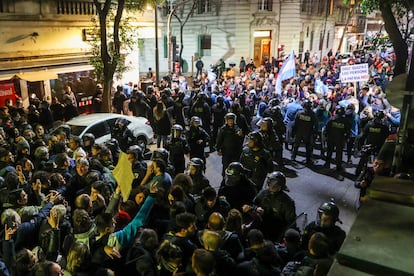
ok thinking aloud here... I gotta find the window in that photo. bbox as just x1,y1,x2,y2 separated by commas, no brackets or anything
310,31,314,51
197,0,211,14
87,122,110,139
301,0,312,14
198,35,211,57
258,0,272,12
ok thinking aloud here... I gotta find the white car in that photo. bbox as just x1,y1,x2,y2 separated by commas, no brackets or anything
53,113,153,148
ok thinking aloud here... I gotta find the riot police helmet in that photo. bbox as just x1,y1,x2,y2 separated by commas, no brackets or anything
318,198,342,226
151,148,169,163
335,105,345,116
303,100,312,111
266,171,289,191
171,124,184,138
190,116,202,126
82,133,95,145
268,98,280,107
128,145,144,161
259,117,273,130
374,110,385,122
225,112,237,121
197,92,206,101
247,131,264,148
188,157,205,174
115,118,129,128
225,162,246,177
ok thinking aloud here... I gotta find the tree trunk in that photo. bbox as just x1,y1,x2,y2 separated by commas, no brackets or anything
379,1,408,76
337,7,354,53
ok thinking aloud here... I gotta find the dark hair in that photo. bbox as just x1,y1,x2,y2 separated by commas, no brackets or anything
172,173,193,194
54,153,69,168
95,212,113,233
4,172,20,191
170,201,187,219
75,194,91,211
49,173,65,190
129,186,149,202
119,200,138,218
15,249,36,275
309,232,330,258
84,172,99,186
192,249,215,275
89,158,104,172
72,209,91,234
202,186,217,201
169,185,186,203
153,158,166,173
246,229,264,246
138,228,159,252
70,135,82,146
256,240,279,266
156,240,182,264
225,209,243,237
31,260,61,276
52,141,67,154
31,170,49,186
175,212,196,230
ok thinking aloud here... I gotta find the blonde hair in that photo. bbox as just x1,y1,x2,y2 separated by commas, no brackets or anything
66,242,90,273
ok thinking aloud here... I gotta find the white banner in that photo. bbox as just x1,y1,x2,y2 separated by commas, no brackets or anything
340,63,369,83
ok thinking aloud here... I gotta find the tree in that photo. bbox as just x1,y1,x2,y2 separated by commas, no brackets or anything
359,0,413,76
92,0,146,112
172,0,197,73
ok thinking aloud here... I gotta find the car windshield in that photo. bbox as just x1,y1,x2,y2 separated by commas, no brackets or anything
70,125,86,136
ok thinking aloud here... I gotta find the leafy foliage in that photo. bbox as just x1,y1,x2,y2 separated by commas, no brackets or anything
89,7,138,82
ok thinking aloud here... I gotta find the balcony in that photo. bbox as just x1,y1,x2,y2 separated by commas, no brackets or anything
0,0,96,16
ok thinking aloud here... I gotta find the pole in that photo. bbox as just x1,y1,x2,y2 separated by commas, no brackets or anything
167,7,176,75
167,0,196,74
155,5,160,86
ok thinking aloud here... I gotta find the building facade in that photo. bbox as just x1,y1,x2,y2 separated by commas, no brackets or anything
0,0,375,109
139,0,354,76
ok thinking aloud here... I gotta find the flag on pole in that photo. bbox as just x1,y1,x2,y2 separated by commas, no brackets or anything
276,50,296,96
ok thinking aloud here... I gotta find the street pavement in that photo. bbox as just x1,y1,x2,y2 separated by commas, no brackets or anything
150,144,360,234
203,147,360,234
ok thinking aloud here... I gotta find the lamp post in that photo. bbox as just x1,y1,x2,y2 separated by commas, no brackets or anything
154,4,160,86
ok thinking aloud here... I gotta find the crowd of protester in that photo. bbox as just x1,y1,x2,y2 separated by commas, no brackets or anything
0,48,400,275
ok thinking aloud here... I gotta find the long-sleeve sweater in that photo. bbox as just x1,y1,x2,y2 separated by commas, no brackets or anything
108,195,155,249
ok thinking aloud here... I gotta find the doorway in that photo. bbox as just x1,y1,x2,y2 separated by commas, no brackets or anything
253,30,272,67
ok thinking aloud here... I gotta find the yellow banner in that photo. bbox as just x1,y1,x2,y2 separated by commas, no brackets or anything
112,151,134,201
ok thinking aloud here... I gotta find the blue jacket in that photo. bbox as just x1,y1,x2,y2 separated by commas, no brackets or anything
111,195,155,249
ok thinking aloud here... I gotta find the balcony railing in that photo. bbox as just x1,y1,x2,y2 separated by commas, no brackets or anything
56,0,96,15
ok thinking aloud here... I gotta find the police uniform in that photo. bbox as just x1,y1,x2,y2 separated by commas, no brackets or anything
302,221,346,255
240,146,273,190
165,136,190,174
253,189,296,242
359,116,390,155
260,126,283,166
291,107,317,163
325,113,351,171
187,125,210,164
211,101,227,151
216,124,244,175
